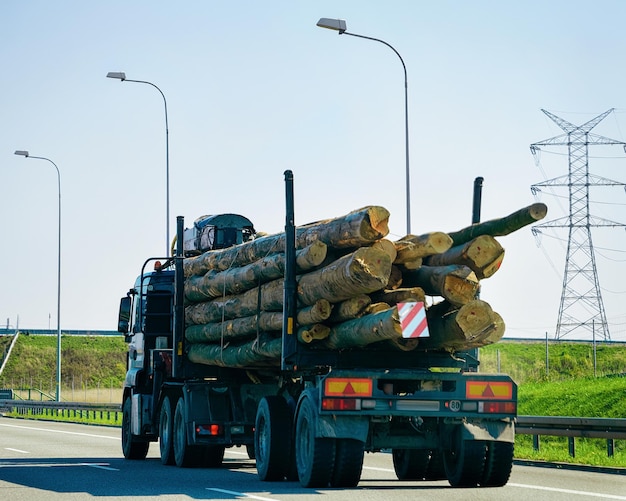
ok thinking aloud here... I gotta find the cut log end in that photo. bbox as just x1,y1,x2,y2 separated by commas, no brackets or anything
529,202,548,221
366,206,391,237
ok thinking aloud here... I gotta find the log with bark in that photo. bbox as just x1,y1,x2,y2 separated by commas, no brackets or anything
328,294,372,323
422,234,504,280
394,232,453,263
322,307,403,350
185,300,332,343
187,333,282,368
369,287,426,306
447,202,548,246
184,241,327,303
401,265,479,306
420,299,505,352
182,202,545,369
184,205,390,277
298,324,331,343
185,246,390,324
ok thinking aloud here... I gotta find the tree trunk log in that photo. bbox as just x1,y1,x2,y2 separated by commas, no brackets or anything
296,299,333,325
394,232,453,263
401,265,479,306
185,312,282,343
184,205,389,277
187,334,281,368
185,247,390,324
420,300,505,351
185,298,332,343
447,203,548,246
370,287,426,306
422,234,504,279
296,246,392,305
387,265,404,289
328,294,372,323
322,307,402,350
371,238,398,262
298,324,331,343
399,258,422,271
184,241,327,302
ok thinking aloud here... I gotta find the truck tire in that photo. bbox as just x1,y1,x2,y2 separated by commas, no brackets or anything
255,396,291,481
331,438,364,487
443,428,487,488
159,396,175,465
173,397,201,467
481,441,514,486
392,449,430,480
121,398,149,460
295,395,335,488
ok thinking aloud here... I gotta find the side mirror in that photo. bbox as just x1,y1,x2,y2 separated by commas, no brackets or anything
118,296,132,334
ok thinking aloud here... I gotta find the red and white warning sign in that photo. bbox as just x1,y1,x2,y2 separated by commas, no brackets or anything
398,302,429,339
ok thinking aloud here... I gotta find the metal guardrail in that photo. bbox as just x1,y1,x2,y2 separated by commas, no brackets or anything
0,399,121,423
516,415,626,439
516,415,626,458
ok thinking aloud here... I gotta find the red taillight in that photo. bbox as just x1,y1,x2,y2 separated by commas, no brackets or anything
196,424,223,436
479,401,516,414
322,398,360,411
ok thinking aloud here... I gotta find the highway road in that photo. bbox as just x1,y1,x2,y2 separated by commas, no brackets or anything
1,417,625,500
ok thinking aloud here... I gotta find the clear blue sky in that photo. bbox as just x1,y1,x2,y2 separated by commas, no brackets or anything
1,1,625,340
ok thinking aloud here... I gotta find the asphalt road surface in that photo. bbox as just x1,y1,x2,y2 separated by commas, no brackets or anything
1,417,625,500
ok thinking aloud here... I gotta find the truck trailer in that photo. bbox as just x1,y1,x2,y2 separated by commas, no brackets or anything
117,170,518,488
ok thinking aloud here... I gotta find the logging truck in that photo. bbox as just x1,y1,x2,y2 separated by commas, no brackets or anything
117,171,523,488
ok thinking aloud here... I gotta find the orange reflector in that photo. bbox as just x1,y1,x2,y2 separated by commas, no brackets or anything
466,381,513,400
324,378,373,397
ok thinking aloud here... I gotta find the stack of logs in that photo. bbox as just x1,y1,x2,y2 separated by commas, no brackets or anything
182,203,547,368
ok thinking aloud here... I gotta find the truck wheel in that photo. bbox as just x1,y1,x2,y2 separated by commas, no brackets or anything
255,396,291,481
392,449,430,480
295,395,335,488
121,398,149,460
443,429,487,488
481,441,514,486
173,397,201,467
331,438,364,487
159,396,175,465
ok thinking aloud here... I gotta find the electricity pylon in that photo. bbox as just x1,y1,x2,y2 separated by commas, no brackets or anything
530,108,626,340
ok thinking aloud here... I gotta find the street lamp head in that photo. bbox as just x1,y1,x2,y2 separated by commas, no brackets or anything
317,18,347,34
106,71,126,81
14,150,29,157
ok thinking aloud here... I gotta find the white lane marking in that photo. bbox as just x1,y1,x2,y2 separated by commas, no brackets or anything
508,483,626,500
0,422,119,440
0,462,117,470
363,465,395,472
4,448,29,454
208,488,280,501
227,450,248,456
81,462,119,471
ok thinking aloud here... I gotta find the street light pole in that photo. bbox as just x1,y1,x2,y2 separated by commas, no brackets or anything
317,18,412,235
14,150,62,402
106,71,170,255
